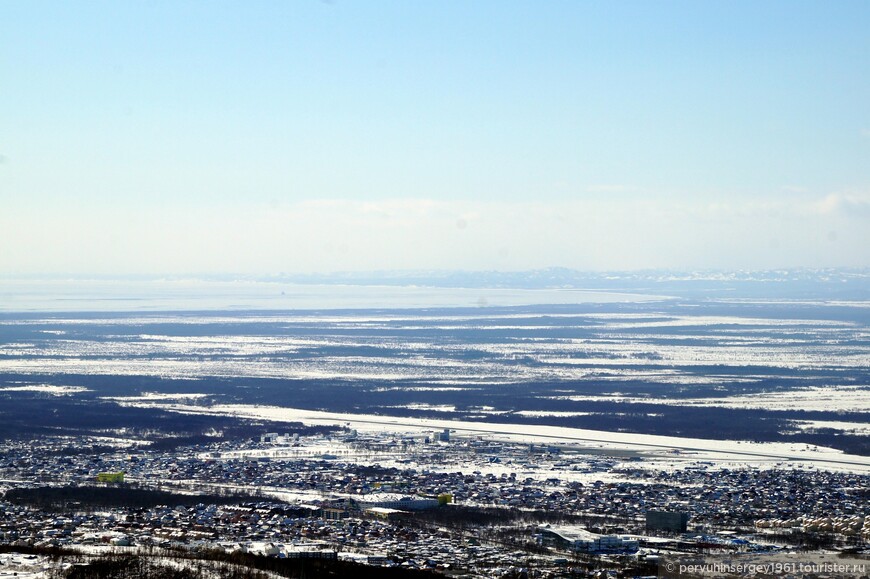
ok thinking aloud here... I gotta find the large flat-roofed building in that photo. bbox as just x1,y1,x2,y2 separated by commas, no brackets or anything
537,525,638,553
361,494,440,511
646,511,689,533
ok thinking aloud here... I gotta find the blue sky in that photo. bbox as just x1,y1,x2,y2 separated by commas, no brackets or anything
1,1,868,275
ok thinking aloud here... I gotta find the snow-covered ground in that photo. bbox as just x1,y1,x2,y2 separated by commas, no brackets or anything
0,384,90,395
117,400,870,474
547,385,870,413
0,552,67,579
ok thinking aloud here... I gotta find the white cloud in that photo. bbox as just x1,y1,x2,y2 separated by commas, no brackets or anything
812,192,870,217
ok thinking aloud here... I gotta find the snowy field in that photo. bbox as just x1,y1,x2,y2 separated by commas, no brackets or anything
1,293,867,467
115,400,870,474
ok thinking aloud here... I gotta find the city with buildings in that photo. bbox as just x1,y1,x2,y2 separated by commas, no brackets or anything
1,424,868,578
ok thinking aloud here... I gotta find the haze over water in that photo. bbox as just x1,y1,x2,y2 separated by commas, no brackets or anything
0,279,666,313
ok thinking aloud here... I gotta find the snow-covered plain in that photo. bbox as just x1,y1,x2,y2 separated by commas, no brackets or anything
113,400,870,474
546,385,870,413
1,309,867,383
2,297,867,473
0,384,90,395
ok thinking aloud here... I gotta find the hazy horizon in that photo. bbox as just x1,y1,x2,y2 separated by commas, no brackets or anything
2,267,868,314
2,1,869,276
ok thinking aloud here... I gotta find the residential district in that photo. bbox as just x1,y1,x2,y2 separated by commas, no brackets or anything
0,426,868,577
